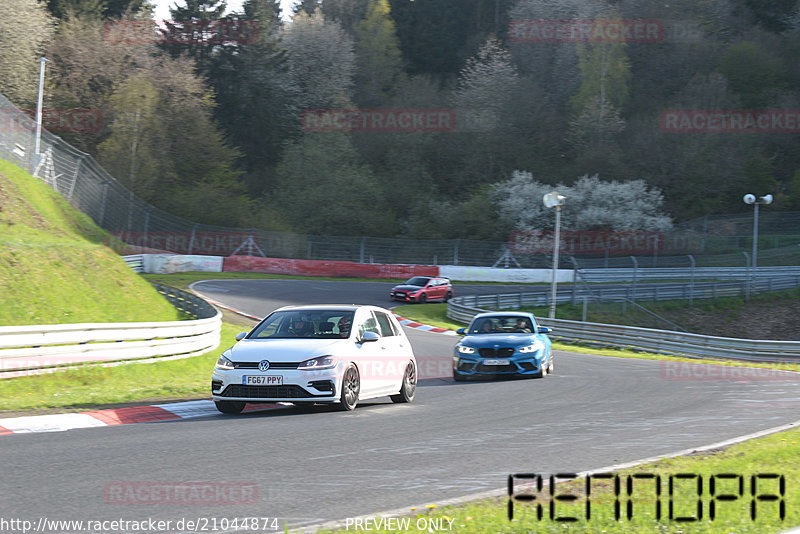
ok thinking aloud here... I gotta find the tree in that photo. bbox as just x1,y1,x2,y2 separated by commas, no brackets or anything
293,0,319,16
210,0,298,196
718,41,789,108
0,0,55,107
319,0,368,36
162,0,228,76
272,133,396,235
353,0,404,106
493,171,673,232
97,74,166,198
282,11,355,109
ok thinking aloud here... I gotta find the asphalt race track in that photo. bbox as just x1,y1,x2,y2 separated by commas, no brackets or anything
2,279,800,531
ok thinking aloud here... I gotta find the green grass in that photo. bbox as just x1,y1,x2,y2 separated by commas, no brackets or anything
0,159,181,325
320,426,800,533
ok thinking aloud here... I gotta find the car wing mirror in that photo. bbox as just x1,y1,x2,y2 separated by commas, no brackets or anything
456,327,466,335
359,331,380,343
538,326,552,334
235,332,247,341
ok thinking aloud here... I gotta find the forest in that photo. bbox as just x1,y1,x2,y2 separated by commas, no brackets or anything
2,0,799,240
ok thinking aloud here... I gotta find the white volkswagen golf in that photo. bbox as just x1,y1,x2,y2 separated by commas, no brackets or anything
211,305,418,413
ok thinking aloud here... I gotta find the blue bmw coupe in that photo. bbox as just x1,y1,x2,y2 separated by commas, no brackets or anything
453,312,553,381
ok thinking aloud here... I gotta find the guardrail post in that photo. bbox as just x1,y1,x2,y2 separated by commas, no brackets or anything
582,296,588,322
630,256,638,305
688,254,696,307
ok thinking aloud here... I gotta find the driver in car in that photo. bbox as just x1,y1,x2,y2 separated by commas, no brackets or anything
289,317,313,337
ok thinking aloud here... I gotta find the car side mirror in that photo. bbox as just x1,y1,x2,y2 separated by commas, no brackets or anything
360,331,380,343
456,328,466,335
538,327,552,334
235,332,247,341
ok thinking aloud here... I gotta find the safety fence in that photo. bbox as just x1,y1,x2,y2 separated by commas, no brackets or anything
447,297,800,363
0,286,221,377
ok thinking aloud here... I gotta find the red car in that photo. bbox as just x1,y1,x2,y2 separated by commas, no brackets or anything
390,276,454,303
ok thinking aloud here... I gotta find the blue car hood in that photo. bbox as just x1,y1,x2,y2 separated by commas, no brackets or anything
461,334,539,346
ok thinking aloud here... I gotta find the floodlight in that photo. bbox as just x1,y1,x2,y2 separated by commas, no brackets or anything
543,191,566,208
743,194,756,204
760,194,773,205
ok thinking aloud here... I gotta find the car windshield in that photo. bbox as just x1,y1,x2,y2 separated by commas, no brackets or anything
248,310,355,339
468,316,535,334
405,276,430,286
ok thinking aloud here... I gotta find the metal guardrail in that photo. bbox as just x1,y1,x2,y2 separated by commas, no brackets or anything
579,266,800,282
447,290,800,363
0,286,221,376
123,254,143,273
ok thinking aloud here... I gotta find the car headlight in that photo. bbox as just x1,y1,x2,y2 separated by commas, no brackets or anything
519,341,544,353
456,345,476,354
298,356,336,370
215,354,235,370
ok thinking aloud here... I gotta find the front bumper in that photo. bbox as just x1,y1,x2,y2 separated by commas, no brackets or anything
390,291,419,302
452,354,543,377
211,368,341,403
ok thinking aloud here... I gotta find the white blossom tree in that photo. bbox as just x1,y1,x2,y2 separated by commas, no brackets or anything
282,11,356,109
493,171,673,232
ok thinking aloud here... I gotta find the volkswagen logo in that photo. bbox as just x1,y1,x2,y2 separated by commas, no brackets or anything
258,360,270,372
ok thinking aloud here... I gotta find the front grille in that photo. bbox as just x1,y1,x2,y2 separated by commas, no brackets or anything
233,361,300,369
457,361,475,371
519,362,536,371
478,348,515,358
220,384,313,398
477,363,515,373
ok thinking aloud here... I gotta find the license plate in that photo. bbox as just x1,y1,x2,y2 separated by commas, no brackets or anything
483,359,510,366
243,375,283,385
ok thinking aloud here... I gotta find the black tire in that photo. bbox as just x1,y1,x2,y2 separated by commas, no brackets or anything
391,361,417,403
453,370,468,382
418,293,427,304
547,354,554,374
215,400,245,414
339,364,360,411
444,291,453,302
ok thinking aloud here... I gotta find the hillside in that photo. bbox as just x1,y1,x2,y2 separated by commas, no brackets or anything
0,159,182,326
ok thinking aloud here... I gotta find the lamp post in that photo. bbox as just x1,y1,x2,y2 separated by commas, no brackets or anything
743,193,773,294
34,57,50,158
543,191,566,319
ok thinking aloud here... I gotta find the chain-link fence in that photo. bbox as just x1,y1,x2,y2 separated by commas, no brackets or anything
2,91,799,269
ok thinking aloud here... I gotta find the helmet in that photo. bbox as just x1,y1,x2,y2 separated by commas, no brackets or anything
338,316,352,337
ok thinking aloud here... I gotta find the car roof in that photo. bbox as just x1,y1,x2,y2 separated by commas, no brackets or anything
273,304,389,313
472,311,535,319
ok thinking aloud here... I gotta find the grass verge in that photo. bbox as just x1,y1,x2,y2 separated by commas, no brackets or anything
320,425,800,533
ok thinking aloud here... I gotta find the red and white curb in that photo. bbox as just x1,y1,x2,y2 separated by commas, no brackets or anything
0,400,283,436
392,314,457,335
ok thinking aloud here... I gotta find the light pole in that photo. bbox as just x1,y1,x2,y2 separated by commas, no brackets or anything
743,193,773,292
34,57,50,158
543,191,566,319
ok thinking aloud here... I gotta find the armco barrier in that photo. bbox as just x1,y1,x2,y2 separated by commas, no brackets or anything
447,296,800,363
0,285,221,376
222,255,439,279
